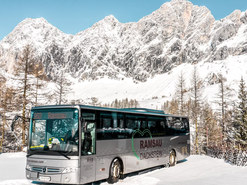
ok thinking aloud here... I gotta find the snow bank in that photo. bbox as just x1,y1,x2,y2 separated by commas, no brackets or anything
0,152,26,159
0,180,32,185
1,152,247,185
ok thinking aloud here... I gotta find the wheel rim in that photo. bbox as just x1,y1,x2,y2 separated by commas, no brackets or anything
113,164,120,178
112,160,120,178
170,152,175,165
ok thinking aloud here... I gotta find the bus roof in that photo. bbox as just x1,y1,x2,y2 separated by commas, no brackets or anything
31,104,188,118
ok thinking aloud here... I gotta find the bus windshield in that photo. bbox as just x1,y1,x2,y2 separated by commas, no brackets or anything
28,108,79,155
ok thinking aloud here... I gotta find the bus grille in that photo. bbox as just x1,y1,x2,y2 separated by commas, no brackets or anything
47,168,61,173
31,166,61,173
32,167,43,173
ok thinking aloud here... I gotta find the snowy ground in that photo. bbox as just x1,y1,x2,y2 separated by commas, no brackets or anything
1,152,247,185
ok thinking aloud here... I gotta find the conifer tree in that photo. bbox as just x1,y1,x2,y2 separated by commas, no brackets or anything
234,77,247,145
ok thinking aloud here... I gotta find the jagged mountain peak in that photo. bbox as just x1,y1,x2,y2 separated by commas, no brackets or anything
102,15,119,22
91,14,120,29
11,17,54,34
0,17,71,52
21,17,48,24
1,0,247,83
75,14,121,38
223,9,242,23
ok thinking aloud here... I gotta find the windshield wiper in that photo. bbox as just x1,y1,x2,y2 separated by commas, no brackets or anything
53,150,71,160
27,149,71,160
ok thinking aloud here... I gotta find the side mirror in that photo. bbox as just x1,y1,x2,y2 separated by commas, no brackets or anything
83,120,88,132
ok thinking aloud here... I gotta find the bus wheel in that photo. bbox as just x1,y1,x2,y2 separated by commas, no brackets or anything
107,159,121,184
169,150,176,167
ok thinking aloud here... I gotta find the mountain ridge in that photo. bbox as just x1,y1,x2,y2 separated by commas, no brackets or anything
0,0,247,82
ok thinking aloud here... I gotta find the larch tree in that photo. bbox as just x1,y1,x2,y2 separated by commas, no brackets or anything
175,71,187,115
49,44,73,105
190,66,204,154
0,75,6,153
33,61,49,106
200,103,220,148
168,98,179,115
0,84,16,153
14,44,36,146
214,74,233,143
54,69,72,105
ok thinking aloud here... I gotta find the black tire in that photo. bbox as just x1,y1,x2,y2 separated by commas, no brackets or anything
107,159,122,184
169,150,176,167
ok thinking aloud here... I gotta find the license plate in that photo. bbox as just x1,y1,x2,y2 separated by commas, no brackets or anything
39,176,51,181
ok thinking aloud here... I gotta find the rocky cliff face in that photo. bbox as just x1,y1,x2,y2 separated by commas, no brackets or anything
1,0,247,82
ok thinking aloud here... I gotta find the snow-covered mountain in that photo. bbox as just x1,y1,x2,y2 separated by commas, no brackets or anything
0,0,247,108
1,0,247,82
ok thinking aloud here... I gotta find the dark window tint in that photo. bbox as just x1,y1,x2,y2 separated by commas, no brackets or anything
148,116,166,137
97,111,124,140
81,110,96,155
125,114,147,138
182,118,190,133
166,117,187,136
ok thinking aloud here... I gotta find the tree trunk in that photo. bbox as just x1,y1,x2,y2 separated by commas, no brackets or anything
22,55,28,146
0,112,5,153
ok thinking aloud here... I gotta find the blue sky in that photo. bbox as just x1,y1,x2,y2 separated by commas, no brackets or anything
1,0,247,41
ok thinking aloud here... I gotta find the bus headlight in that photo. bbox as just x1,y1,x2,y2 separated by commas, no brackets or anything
26,164,31,171
62,167,77,173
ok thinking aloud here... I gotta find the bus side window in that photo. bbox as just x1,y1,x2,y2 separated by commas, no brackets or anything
182,118,190,133
148,116,166,137
125,114,146,138
81,111,96,155
97,111,125,140
167,117,186,136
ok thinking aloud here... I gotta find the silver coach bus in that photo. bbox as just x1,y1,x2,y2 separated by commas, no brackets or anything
26,105,190,184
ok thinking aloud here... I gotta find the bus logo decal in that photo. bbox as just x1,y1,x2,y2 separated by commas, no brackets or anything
131,129,152,160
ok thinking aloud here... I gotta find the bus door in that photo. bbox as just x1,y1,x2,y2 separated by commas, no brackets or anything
80,111,96,184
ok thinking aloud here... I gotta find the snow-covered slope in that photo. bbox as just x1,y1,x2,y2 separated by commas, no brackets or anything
69,54,247,108
1,153,247,185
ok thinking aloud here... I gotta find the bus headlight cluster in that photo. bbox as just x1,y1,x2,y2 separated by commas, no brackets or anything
26,164,31,171
62,167,77,173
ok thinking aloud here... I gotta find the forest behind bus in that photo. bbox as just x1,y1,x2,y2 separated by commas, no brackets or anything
1,0,247,156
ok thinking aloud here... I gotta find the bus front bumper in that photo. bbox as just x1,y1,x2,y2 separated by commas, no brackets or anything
26,168,80,184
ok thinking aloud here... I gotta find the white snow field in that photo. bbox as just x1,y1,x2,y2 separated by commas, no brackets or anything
1,153,247,185
68,55,247,109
